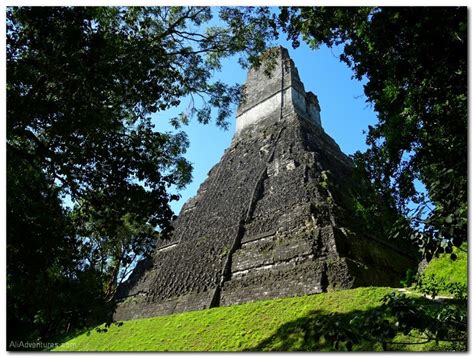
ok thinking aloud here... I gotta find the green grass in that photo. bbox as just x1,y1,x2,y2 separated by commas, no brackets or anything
51,243,467,352
54,287,451,352
422,243,467,290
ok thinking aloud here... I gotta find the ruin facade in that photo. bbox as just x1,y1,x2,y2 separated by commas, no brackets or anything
114,47,415,321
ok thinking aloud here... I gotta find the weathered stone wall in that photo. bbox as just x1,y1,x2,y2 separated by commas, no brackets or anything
236,47,321,133
115,116,283,319
115,112,415,320
219,113,414,307
113,47,416,321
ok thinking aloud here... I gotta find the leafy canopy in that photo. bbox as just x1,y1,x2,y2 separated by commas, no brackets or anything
7,6,278,343
275,7,467,259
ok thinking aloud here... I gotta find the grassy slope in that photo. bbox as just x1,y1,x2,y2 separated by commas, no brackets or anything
422,243,467,290
54,246,468,352
55,287,446,352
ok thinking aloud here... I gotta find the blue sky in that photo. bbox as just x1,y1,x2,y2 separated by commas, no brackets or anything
153,36,379,215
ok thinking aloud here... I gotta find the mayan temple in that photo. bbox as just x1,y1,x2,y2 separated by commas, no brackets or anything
114,47,415,321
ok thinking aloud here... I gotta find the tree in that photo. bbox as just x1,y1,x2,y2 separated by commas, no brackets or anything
7,6,278,344
274,7,467,259
7,151,71,343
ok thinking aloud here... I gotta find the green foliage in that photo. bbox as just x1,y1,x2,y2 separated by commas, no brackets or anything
275,6,467,260
400,268,416,288
349,153,406,238
318,170,329,190
320,154,407,243
417,243,467,297
7,151,109,347
54,287,464,352
7,6,277,344
378,292,466,350
415,273,467,301
416,274,444,299
220,246,230,258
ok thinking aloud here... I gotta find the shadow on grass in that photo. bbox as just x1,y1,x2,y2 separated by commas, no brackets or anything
246,296,464,352
246,308,381,352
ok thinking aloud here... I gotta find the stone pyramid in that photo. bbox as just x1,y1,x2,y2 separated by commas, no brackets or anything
114,47,416,321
